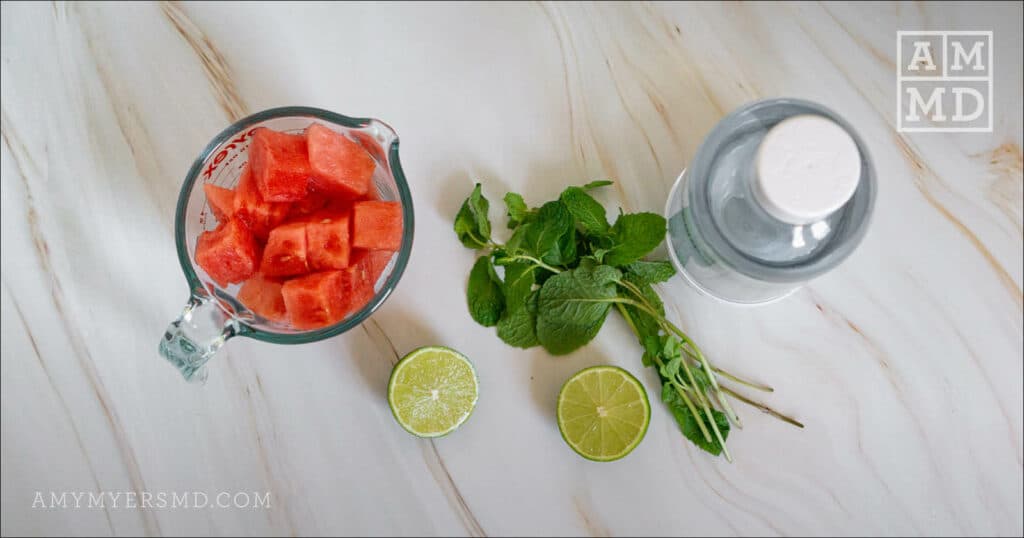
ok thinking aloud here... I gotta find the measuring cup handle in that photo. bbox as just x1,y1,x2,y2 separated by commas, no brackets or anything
158,290,239,383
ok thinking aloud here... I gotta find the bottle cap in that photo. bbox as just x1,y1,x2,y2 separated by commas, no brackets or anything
754,114,861,224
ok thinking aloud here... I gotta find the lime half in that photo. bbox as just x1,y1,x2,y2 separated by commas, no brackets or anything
557,366,650,461
388,346,479,437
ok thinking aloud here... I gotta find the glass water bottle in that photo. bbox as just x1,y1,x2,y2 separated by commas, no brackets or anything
665,98,876,305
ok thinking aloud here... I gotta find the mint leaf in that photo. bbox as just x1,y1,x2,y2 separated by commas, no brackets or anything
504,192,533,229
582,180,613,190
560,186,609,235
524,201,576,266
497,292,539,348
656,332,710,391
536,264,621,355
501,261,537,305
575,254,602,272
661,383,731,456
662,335,681,359
454,183,492,249
624,260,675,285
499,224,530,259
466,255,504,326
603,213,666,267
525,287,539,314
496,262,539,348
641,335,661,367
686,364,711,392
660,355,682,379
556,225,578,266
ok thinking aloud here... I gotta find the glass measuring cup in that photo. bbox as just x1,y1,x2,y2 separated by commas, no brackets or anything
158,107,414,382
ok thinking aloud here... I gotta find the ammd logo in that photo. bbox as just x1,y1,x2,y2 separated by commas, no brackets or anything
897,31,993,132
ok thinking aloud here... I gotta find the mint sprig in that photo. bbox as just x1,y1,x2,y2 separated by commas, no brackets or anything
454,182,803,459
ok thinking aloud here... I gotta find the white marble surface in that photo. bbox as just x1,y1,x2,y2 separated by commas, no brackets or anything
2,2,1022,536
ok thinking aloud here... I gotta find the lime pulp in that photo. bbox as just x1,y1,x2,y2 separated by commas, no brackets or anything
557,365,650,461
388,346,479,438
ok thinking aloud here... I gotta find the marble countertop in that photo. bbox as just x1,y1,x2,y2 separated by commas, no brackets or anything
2,2,1021,536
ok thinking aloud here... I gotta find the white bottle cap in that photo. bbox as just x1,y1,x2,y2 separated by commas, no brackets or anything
753,114,861,224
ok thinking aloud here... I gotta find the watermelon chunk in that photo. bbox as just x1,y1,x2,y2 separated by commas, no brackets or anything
286,188,330,220
260,221,308,277
195,217,258,286
233,164,289,238
306,123,375,198
250,127,312,202
203,183,236,222
281,271,346,330
351,249,393,284
338,255,375,316
305,212,351,270
324,197,355,215
351,200,402,251
237,273,287,322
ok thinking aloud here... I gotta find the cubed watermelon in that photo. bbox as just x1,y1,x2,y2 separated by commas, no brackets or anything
233,164,290,238
338,255,375,316
306,123,375,198
286,189,330,220
195,217,258,286
203,183,236,222
250,127,312,202
281,271,346,330
237,273,287,322
351,200,402,251
324,197,355,215
261,221,308,277
305,212,351,271
351,249,393,284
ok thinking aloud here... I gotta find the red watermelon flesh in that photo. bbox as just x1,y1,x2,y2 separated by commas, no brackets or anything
339,255,375,316
195,217,259,287
351,200,402,251
281,271,346,330
351,249,393,284
233,164,290,238
287,189,330,220
306,123,375,199
368,250,394,283
323,197,355,216
250,127,312,202
203,183,236,222
305,212,351,271
237,273,287,322
261,221,308,277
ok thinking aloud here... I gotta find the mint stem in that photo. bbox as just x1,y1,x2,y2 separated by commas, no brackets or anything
721,386,804,429
616,304,715,445
676,367,733,462
655,357,717,446
675,343,772,392
495,254,562,274
613,284,742,429
464,230,497,250
712,367,774,393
